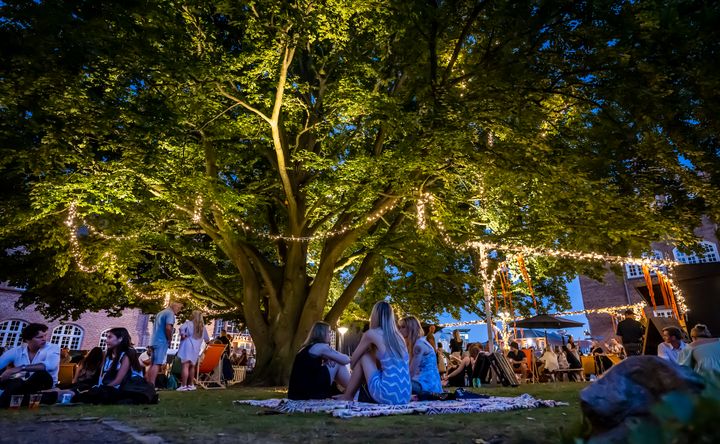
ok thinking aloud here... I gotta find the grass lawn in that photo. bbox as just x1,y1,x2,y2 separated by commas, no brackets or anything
3,382,586,443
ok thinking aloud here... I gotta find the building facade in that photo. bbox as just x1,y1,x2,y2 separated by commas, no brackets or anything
0,284,256,356
580,216,719,341
0,284,152,351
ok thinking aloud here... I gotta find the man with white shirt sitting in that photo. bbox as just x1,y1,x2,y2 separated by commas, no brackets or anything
0,323,60,407
657,326,686,364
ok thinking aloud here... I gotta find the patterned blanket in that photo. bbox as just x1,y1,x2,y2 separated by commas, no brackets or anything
234,393,567,418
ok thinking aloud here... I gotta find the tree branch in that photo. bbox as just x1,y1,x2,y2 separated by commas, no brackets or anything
217,87,272,124
441,1,486,86
269,44,299,228
324,252,378,325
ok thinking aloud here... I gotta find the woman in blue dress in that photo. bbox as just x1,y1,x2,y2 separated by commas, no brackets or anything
399,316,442,395
338,301,411,404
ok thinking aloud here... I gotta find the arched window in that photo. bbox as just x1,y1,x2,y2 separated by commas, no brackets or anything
98,329,110,350
170,330,181,350
625,251,665,279
673,241,720,264
50,324,84,350
0,319,28,349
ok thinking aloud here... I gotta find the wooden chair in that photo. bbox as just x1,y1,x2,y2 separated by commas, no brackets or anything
58,363,77,387
230,366,247,386
195,343,227,389
521,349,539,383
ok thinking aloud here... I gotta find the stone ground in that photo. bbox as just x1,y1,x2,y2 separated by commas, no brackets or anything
0,417,164,444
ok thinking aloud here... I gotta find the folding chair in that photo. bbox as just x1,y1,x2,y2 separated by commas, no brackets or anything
230,366,247,386
58,364,77,387
195,343,227,389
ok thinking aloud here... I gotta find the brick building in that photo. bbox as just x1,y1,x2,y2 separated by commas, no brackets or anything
0,283,254,355
580,216,719,341
0,284,152,351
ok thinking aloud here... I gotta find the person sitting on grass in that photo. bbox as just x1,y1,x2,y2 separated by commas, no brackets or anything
444,347,479,387
70,347,104,393
75,327,144,404
139,346,153,370
0,323,59,407
288,321,351,400
398,316,442,395
337,301,411,404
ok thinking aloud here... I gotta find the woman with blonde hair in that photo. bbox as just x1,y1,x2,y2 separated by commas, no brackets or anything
398,316,442,395
288,321,351,400
338,301,411,404
176,310,210,391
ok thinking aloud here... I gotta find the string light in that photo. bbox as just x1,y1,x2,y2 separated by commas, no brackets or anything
420,192,688,316
192,196,203,223
416,193,431,230
439,302,647,328
66,188,692,320
230,199,401,242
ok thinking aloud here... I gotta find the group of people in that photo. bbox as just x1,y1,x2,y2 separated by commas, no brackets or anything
288,301,443,404
0,323,153,406
0,300,221,405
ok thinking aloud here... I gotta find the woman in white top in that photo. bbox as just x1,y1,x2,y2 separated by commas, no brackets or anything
176,310,210,391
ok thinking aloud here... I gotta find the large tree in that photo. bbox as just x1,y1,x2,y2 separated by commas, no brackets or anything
1,0,718,383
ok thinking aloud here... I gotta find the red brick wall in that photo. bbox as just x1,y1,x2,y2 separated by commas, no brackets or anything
1,286,151,350
580,217,718,340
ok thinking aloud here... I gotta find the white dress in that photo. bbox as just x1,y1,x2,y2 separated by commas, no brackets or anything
176,321,210,364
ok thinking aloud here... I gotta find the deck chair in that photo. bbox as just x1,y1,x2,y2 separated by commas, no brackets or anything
230,366,247,386
196,343,227,389
58,363,77,387
581,355,596,379
521,349,539,383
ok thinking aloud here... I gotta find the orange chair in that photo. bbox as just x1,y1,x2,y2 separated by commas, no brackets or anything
581,355,596,378
195,343,227,389
58,364,77,387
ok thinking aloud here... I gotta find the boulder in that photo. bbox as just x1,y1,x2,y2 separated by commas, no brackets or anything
580,356,704,441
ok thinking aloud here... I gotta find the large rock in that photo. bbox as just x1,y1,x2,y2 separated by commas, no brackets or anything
580,356,704,440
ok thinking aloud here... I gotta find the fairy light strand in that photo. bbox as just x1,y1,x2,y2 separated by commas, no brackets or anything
439,302,647,328
420,192,687,315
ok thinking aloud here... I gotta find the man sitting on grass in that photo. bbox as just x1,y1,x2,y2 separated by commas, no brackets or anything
0,323,60,407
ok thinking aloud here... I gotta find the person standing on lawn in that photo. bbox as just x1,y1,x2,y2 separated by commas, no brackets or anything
146,300,182,385
176,310,210,391
616,309,645,356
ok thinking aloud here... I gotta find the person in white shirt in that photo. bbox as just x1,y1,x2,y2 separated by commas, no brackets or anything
537,348,559,374
657,326,686,364
0,323,60,407
138,346,154,370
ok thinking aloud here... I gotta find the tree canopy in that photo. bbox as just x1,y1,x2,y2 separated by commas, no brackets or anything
1,0,718,383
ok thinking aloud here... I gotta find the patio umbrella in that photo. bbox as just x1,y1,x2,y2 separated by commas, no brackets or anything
513,314,584,348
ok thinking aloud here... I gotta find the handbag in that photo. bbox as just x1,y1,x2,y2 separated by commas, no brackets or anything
120,374,158,404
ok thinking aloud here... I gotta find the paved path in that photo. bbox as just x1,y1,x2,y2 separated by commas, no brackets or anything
0,417,165,444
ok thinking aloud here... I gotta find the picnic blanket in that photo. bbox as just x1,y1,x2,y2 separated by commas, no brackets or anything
234,393,567,418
